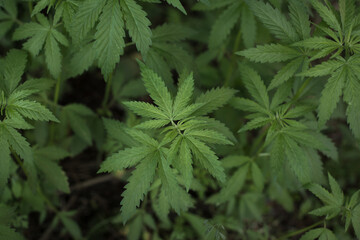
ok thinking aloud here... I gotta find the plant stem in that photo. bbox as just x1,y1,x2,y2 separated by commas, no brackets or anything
276,220,324,240
50,76,62,143
125,42,136,47
10,148,28,178
101,73,113,110
224,27,242,87
252,126,269,159
171,120,183,136
28,1,33,17
54,76,62,105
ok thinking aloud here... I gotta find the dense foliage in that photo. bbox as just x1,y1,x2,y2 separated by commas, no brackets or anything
0,0,360,239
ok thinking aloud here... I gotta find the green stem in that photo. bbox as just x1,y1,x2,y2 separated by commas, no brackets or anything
53,76,61,105
10,148,28,178
50,76,61,143
171,120,183,136
13,18,23,25
224,28,242,87
101,73,113,110
28,1,33,17
125,42,136,47
252,126,269,159
277,221,324,240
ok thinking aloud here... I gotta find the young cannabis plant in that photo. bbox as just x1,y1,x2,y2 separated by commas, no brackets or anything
232,64,337,184
300,173,360,239
0,49,58,195
295,0,360,138
99,63,236,223
239,0,360,140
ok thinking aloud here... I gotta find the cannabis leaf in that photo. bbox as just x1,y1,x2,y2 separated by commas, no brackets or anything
0,204,24,240
306,173,360,239
99,63,236,223
232,64,337,184
0,49,58,191
0,0,18,38
13,14,69,78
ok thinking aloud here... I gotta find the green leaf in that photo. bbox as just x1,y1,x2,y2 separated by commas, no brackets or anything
239,64,269,109
209,2,241,49
71,0,106,41
251,162,264,192
58,212,82,240
195,87,237,115
247,0,298,42
186,129,232,145
284,135,311,184
35,157,70,193
135,119,170,129
238,117,270,133
318,66,347,127
268,57,304,90
300,60,343,77
208,163,249,204
152,42,192,73
140,64,173,116
0,225,24,240
270,134,286,175
125,127,159,147
95,0,125,77
159,151,193,214
64,105,94,145
186,136,226,183
123,101,168,119
3,49,27,93
31,0,50,17
13,19,48,56
237,44,299,63
300,228,323,240
9,100,58,122
120,153,157,223
231,97,269,115
343,68,360,139
310,0,342,33
176,139,193,191
165,0,186,14
241,3,256,48
173,73,194,117
98,146,152,173
339,0,355,32
34,146,70,161
173,103,203,120
293,36,341,49
152,23,195,43
121,0,152,55
308,183,338,206
310,205,340,219
0,204,14,225
2,124,32,162
13,14,67,78
327,173,344,205
193,117,237,143
288,0,311,39
67,42,97,78
352,205,360,239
